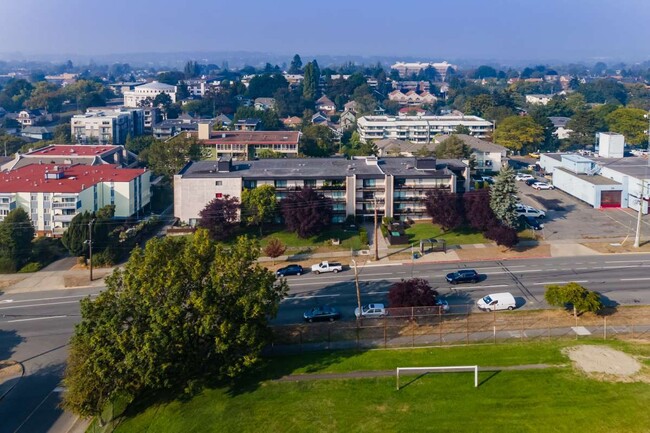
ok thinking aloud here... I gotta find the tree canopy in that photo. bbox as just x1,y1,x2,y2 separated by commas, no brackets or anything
544,282,602,319
489,165,520,229
241,185,277,235
605,107,647,145
434,135,472,159
0,208,35,273
388,278,439,308
142,135,201,180
280,188,332,238
300,125,337,157
493,116,544,152
424,189,463,231
198,195,240,241
62,231,288,417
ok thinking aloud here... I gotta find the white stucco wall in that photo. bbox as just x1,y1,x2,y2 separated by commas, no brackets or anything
174,176,243,224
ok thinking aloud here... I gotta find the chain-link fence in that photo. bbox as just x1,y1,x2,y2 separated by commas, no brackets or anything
269,308,650,353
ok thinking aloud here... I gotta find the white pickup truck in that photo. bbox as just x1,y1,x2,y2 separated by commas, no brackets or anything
311,261,343,274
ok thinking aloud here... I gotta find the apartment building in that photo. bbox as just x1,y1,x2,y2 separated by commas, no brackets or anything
123,81,177,107
174,156,469,225
198,122,300,159
391,61,457,80
1,144,137,171
357,115,493,143
0,163,151,236
71,108,144,145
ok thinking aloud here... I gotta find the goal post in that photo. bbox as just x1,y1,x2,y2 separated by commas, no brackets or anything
396,365,479,390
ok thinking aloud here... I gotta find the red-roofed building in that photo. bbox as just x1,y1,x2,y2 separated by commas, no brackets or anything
0,164,150,236
1,144,138,171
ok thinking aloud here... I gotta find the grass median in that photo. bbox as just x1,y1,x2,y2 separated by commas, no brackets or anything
114,340,650,433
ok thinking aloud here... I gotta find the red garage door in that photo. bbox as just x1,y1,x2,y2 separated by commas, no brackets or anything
600,190,622,208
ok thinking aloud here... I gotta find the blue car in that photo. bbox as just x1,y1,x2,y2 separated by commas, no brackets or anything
276,264,304,277
303,305,341,322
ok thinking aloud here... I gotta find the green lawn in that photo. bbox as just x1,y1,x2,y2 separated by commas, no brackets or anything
233,225,364,251
114,341,650,433
404,222,488,245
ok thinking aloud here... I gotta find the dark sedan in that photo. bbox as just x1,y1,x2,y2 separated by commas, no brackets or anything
303,305,341,322
522,215,544,231
446,269,480,285
276,264,304,277
524,178,538,186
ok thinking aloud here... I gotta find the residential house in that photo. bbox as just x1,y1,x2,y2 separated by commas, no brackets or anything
254,98,277,111
174,156,469,225
153,118,199,140
282,116,302,129
311,112,329,125
398,107,427,117
339,110,357,130
549,116,572,140
525,94,554,105
315,95,337,114
17,110,48,127
0,163,150,236
343,101,358,113
21,126,53,141
234,118,261,131
214,114,233,127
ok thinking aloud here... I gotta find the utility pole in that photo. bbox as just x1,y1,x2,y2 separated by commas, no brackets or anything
352,259,362,322
635,112,650,248
373,196,379,261
88,219,95,281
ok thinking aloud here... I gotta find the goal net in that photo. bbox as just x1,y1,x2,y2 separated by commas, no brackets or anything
396,365,478,390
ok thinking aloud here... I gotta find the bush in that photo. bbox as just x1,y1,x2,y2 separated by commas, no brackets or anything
380,224,388,238
0,256,17,273
359,228,368,245
77,256,86,266
382,216,394,226
91,251,116,267
18,262,43,273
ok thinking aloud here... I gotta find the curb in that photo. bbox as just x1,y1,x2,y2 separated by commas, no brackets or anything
0,360,25,402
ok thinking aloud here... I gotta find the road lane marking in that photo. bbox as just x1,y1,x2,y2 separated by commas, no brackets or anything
367,291,389,295
533,280,589,285
284,294,341,300
0,294,96,304
6,315,68,323
620,277,650,281
601,265,639,269
0,300,81,310
451,284,509,290
0,299,13,303
605,260,650,264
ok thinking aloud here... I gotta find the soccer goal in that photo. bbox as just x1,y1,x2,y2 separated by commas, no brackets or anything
396,365,479,390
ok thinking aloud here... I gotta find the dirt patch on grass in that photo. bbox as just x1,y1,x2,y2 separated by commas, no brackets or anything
565,345,647,382
457,244,551,261
583,241,650,254
0,361,22,380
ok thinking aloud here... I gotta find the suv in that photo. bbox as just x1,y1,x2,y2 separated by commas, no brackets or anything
532,182,554,190
516,205,546,219
446,269,480,285
354,303,387,318
515,173,535,181
521,215,544,230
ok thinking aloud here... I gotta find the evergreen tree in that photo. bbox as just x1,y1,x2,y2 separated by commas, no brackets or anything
303,61,320,101
0,208,35,272
288,54,303,74
489,165,520,229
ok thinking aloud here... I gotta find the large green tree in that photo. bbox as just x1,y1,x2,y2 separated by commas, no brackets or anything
61,206,116,259
605,107,647,145
300,125,337,157
62,231,288,417
288,54,303,74
241,185,277,235
0,208,35,272
489,165,520,229
567,109,602,146
493,116,544,153
141,136,201,180
434,135,472,159
545,282,603,319
302,61,320,101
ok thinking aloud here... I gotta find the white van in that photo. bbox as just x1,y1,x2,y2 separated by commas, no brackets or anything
477,292,516,311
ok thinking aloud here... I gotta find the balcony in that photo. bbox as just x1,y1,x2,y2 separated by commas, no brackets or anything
53,214,76,223
52,201,80,209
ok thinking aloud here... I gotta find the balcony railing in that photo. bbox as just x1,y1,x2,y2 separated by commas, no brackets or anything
53,214,76,223
52,201,80,209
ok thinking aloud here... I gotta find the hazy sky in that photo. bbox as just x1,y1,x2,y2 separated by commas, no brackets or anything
1,0,649,62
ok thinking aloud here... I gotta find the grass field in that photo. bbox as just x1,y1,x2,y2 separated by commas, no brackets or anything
114,340,650,433
403,222,488,245
233,225,364,251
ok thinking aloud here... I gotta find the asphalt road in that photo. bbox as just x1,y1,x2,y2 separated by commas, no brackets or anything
2,253,650,431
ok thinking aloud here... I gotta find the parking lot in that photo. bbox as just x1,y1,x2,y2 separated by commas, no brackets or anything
517,175,650,241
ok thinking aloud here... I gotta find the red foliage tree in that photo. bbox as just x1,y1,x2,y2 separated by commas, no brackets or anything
280,188,333,238
463,189,498,231
485,222,519,248
198,195,240,241
424,189,463,231
388,278,439,308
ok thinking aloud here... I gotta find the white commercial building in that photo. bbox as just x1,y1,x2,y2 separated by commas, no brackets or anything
357,115,493,143
0,163,151,236
391,61,457,80
539,133,650,213
123,81,177,107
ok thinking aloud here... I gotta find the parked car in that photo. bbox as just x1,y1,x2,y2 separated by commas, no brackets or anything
311,261,343,274
516,205,546,219
303,305,341,322
522,215,544,230
435,299,450,312
524,178,538,186
477,292,516,311
515,173,535,181
481,176,494,184
354,303,387,318
532,182,554,190
276,264,304,277
446,269,480,284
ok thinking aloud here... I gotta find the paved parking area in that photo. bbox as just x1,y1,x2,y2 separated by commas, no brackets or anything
516,178,650,241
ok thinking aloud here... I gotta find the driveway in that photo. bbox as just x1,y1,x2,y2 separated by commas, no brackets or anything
517,180,650,241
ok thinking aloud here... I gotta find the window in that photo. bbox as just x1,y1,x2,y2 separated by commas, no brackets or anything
363,179,376,188
215,181,222,186
274,180,287,188
304,180,316,188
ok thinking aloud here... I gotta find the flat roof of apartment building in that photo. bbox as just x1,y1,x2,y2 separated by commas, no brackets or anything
203,131,301,145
